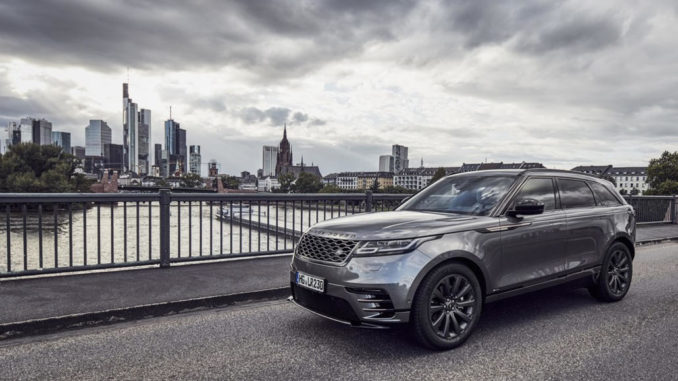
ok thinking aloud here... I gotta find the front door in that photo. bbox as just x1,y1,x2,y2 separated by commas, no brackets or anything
495,177,568,291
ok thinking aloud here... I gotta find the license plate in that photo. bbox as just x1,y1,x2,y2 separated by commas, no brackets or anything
296,271,325,293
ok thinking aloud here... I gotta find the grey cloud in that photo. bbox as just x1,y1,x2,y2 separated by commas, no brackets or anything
291,112,308,124
0,0,415,80
238,107,325,127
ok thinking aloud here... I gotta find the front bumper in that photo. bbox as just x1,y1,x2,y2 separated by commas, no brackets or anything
289,249,430,325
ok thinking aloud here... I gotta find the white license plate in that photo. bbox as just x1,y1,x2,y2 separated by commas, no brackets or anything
296,271,325,293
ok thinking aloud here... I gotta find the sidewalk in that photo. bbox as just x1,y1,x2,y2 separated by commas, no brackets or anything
1,224,676,338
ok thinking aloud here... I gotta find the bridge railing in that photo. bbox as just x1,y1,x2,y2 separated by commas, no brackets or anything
1,192,674,278
0,191,407,278
624,195,677,225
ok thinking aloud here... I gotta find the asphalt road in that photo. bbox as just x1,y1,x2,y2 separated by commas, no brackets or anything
1,243,678,380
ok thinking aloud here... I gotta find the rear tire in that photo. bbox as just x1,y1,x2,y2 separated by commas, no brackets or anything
410,263,483,350
588,242,633,302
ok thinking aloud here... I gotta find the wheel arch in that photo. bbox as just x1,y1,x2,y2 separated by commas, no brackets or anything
609,233,635,259
407,251,489,305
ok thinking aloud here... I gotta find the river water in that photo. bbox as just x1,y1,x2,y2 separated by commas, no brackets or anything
0,201,360,274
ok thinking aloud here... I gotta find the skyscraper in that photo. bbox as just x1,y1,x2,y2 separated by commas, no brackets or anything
85,120,112,157
392,144,409,174
189,145,201,175
123,83,139,173
164,118,187,175
51,131,71,153
18,118,33,144
379,155,394,172
138,108,151,175
104,143,123,171
18,117,52,145
262,145,279,177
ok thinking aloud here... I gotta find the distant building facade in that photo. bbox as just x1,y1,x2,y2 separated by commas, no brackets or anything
394,167,458,190
379,155,394,172
51,131,71,153
392,144,409,173
104,143,123,171
275,124,293,176
85,120,112,157
189,145,201,175
71,146,86,160
138,108,151,175
262,145,279,177
572,165,648,195
164,118,187,175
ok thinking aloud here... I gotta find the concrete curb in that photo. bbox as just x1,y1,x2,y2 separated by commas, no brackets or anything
0,287,290,341
636,237,678,246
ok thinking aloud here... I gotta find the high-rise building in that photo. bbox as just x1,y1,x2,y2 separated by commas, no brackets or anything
18,117,52,145
275,123,293,176
164,118,187,175
189,145,201,175
71,146,86,160
103,143,123,171
154,143,162,167
379,155,394,172
0,122,18,154
123,85,139,172
18,118,33,144
138,108,151,175
262,145,279,177
85,120,112,157
51,131,71,153
392,144,409,174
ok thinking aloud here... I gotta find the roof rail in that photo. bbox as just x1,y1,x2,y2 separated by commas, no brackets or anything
521,168,602,179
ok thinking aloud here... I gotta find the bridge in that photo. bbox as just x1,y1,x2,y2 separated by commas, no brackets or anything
0,192,677,379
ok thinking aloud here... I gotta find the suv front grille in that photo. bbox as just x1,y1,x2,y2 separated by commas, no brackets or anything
296,234,358,264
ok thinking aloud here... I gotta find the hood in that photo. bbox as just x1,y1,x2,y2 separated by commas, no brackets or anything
307,210,497,241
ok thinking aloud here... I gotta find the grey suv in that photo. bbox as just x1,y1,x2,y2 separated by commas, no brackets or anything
290,169,635,349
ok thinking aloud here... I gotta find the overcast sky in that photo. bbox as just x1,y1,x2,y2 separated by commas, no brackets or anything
1,0,677,175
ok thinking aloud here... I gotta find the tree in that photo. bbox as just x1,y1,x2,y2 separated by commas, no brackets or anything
0,143,93,192
630,188,640,196
276,173,295,193
381,185,416,194
181,173,204,188
220,175,240,190
319,184,342,193
291,172,323,193
601,174,616,186
430,167,447,184
619,189,628,195
646,151,678,195
370,178,380,192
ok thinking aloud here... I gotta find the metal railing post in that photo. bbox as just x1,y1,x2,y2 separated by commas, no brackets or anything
672,195,677,224
365,190,373,213
159,189,171,268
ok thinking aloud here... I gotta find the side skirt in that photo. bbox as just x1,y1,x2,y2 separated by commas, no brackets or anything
485,267,599,303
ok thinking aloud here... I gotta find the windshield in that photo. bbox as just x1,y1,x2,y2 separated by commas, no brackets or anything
401,175,516,216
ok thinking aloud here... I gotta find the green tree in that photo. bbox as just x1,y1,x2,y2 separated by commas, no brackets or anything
369,178,380,192
430,167,447,184
291,172,323,193
601,174,616,186
646,151,678,195
181,173,203,188
0,143,92,192
220,175,240,190
276,173,295,193
319,184,342,193
381,185,416,194
619,189,628,195
630,188,640,196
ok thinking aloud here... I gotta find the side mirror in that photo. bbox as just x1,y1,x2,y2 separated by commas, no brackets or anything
508,198,544,218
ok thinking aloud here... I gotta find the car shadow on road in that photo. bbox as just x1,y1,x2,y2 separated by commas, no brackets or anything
287,284,600,357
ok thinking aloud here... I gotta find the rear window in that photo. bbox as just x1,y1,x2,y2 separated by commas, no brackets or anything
589,182,622,207
558,179,596,209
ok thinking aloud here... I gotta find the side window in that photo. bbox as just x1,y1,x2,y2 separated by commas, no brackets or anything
589,182,622,207
558,179,596,209
512,178,556,211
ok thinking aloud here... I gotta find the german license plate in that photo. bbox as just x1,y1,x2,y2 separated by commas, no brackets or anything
296,271,325,293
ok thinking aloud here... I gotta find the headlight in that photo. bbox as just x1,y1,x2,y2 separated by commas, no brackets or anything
354,236,439,256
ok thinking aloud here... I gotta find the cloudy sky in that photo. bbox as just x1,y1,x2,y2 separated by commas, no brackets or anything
1,0,677,175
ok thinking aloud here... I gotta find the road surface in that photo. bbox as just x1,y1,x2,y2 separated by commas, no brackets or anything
1,243,677,380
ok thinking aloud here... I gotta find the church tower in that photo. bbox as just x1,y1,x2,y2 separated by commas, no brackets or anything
275,123,293,176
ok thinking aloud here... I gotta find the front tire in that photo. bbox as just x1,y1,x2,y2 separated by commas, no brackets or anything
589,242,633,302
411,263,483,350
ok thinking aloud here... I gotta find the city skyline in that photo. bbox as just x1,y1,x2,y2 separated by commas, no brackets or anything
0,1,676,175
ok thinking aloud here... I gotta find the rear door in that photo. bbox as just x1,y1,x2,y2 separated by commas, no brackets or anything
496,177,568,290
558,178,608,271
